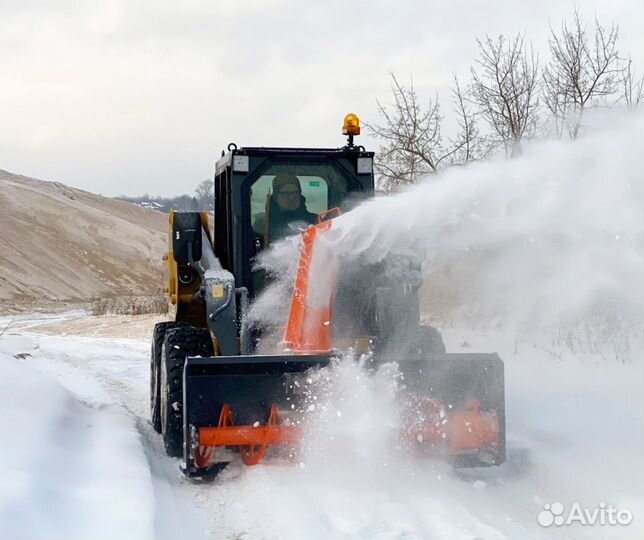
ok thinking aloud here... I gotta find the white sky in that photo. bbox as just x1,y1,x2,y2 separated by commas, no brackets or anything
1,1,642,197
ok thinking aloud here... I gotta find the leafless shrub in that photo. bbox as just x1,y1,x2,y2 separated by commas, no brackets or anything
91,295,168,316
470,33,540,157
551,304,643,364
543,10,621,138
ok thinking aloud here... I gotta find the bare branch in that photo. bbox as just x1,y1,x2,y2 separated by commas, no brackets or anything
443,74,490,166
366,74,449,191
622,57,644,109
469,33,540,156
543,10,621,138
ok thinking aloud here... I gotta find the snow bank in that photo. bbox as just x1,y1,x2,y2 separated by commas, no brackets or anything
0,339,155,540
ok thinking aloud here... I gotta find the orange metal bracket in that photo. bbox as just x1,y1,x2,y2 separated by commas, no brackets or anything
317,207,342,223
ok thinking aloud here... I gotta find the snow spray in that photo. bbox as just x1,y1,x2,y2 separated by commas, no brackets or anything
253,111,643,354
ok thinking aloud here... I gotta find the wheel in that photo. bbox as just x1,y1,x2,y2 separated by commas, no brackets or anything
160,326,214,457
412,325,446,355
150,322,185,433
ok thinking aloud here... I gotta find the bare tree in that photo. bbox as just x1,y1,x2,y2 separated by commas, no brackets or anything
368,74,488,191
469,34,540,157
367,75,453,191
622,56,644,110
543,10,621,138
194,179,214,210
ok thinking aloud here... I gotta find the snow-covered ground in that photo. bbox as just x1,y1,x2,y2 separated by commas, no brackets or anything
2,113,641,540
1,311,641,540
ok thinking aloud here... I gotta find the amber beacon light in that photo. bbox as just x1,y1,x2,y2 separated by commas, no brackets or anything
342,113,361,136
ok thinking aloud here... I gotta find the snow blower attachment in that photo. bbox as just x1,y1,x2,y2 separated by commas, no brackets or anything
150,114,505,478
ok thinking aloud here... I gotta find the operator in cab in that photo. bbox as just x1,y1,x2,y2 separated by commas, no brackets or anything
252,173,317,245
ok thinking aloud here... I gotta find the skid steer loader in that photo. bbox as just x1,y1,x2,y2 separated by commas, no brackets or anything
150,114,505,477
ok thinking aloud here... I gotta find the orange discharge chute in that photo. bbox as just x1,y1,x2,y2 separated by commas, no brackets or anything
283,211,340,354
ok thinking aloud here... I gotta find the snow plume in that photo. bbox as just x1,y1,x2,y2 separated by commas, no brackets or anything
332,112,642,332
246,235,300,338
298,353,403,475
253,111,643,358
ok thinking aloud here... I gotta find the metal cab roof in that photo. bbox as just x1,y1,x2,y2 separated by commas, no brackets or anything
215,145,374,176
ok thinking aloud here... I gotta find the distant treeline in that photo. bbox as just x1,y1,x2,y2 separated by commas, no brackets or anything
116,180,214,213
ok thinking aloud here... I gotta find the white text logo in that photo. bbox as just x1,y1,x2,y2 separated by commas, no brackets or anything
538,502,632,527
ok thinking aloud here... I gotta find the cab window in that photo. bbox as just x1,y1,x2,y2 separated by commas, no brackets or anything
249,163,349,245
250,175,329,233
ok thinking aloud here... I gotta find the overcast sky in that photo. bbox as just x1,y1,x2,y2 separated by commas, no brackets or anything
1,1,642,197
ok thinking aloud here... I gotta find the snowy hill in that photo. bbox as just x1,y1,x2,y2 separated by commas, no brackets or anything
0,169,167,312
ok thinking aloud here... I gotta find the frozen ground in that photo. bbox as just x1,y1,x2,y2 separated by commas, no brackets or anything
0,311,641,540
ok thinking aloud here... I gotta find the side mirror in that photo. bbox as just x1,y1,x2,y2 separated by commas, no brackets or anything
172,212,203,263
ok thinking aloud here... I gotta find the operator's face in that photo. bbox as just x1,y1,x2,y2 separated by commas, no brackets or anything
276,185,301,211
